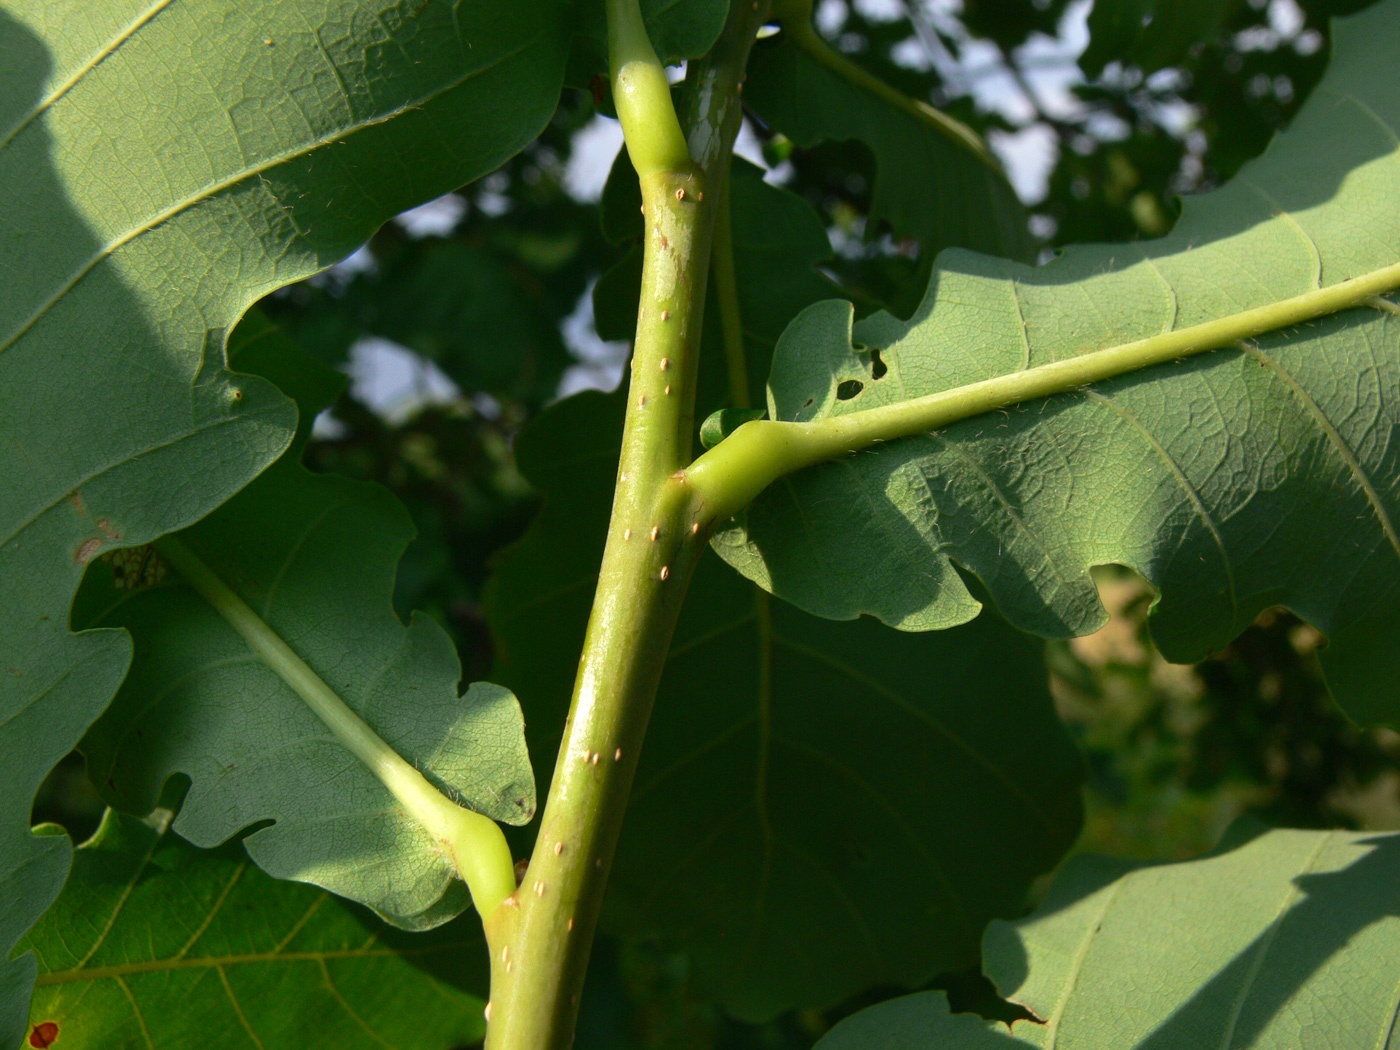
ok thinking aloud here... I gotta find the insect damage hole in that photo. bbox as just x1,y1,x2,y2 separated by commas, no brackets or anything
836,379,864,401
869,347,887,379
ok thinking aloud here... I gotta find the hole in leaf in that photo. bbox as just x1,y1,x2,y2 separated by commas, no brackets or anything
836,379,864,401
935,969,1040,1027
869,348,887,379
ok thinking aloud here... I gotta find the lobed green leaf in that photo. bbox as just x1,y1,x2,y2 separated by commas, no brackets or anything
744,23,1034,262
816,824,1400,1048
19,809,490,1050
73,317,534,932
0,3,566,1038
714,0,1400,726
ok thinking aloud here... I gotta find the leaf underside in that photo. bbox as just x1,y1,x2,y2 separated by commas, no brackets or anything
1,0,567,1039
743,29,1034,262
716,0,1400,727
71,316,534,932
816,824,1400,1049
487,169,1084,1020
18,810,490,1050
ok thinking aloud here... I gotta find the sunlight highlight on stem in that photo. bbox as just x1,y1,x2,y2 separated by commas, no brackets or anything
607,0,691,179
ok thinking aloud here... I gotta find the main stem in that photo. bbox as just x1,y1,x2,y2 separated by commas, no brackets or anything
480,2,766,1046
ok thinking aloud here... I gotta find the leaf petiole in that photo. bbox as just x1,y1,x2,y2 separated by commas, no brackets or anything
607,0,691,180
152,535,517,917
685,261,1400,522
772,0,999,171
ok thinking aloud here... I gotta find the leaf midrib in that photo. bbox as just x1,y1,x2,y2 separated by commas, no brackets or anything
0,0,176,151
0,34,537,354
2,405,287,551
34,942,473,987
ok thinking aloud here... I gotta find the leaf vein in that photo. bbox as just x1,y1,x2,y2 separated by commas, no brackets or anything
0,0,177,151
319,957,394,1049
1080,388,1240,629
117,975,156,1050
218,964,268,1050
71,823,166,971
0,36,536,354
1216,832,1334,1050
175,861,247,960
35,943,472,986
1242,344,1400,565
775,732,972,944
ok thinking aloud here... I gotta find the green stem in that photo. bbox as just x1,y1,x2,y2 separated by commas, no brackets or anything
778,7,1000,172
712,185,750,410
685,261,1400,522
607,0,691,179
480,4,769,1047
709,160,778,854
153,535,516,917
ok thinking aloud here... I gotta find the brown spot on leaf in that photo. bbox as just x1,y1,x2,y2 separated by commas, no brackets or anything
95,518,120,540
69,492,86,517
30,1021,58,1048
74,538,102,564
